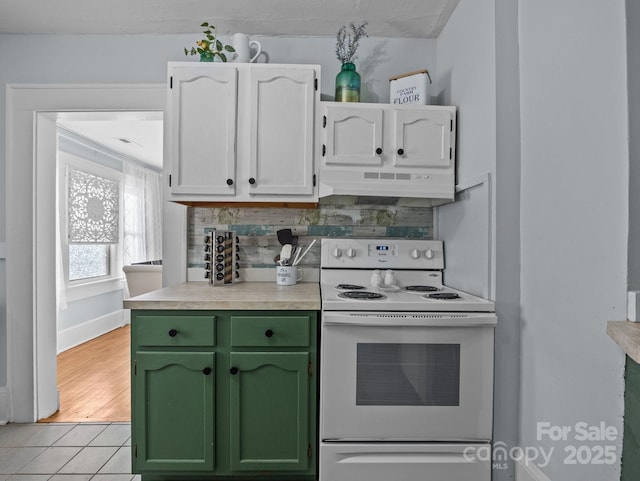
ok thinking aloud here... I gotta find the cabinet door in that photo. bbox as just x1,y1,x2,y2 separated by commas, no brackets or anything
169,65,238,195
393,108,454,168
229,352,310,472
133,352,215,472
324,105,383,166
248,67,316,195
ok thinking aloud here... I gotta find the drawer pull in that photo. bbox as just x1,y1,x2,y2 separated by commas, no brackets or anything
375,147,382,155
230,367,239,375
265,329,274,338
168,329,178,337
202,367,212,375
397,148,405,156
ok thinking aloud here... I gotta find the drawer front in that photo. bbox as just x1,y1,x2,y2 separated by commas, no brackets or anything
231,315,310,347
136,314,216,347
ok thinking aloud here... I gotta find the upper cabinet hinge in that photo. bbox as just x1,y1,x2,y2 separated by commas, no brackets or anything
450,119,453,131
322,145,326,157
323,115,327,128
135,443,138,458
314,78,318,90
134,360,137,376
449,148,452,160
308,361,313,377
170,76,173,89
313,174,316,187
169,174,172,187
308,443,312,459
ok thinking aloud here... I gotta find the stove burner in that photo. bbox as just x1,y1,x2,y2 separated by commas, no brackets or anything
338,291,386,300
425,292,461,300
405,285,439,293
336,284,366,290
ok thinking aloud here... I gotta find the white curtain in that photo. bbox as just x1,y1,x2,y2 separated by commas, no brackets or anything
123,163,162,265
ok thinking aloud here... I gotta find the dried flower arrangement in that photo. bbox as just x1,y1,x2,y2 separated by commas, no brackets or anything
335,21,368,64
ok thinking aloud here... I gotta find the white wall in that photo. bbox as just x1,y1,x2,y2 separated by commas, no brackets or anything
0,33,436,421
519,2,627,480
435,4,522,481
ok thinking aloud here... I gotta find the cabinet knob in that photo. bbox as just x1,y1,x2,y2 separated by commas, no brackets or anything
202,367,212,375
226,178,234,186
230,367,239,375
168,329,178,337
249,177,256,185
265,329,274,338
397,148,405,156
375,147,383,155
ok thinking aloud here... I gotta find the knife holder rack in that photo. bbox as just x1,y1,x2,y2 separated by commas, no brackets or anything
204,230,240,286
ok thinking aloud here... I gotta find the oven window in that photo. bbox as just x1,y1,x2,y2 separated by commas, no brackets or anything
356,343,460,406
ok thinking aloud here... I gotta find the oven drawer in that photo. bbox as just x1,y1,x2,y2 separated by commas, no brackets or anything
135,314,216,347
231,315,311,347
320,443,490,481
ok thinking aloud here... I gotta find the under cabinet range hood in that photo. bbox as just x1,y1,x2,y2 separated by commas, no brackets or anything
318,102,457,200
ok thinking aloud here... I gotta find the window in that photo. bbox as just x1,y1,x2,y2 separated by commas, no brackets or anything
68,245,111,281
66,166,120,283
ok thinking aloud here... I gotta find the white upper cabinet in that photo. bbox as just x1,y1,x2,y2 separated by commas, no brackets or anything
248,67,316,196
166,62,320,203
320,102,456,200
169,65,238,196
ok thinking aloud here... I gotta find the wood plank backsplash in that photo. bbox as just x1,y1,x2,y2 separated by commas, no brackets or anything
188,199,434,269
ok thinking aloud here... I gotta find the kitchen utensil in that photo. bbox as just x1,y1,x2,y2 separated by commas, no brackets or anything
277,228,294,246
292,239,316,266
280,244,293,265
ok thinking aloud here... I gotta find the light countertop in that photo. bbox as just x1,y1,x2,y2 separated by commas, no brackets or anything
123,281,321,311
607,321,640,364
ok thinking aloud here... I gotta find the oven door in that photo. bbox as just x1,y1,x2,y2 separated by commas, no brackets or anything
320,312,495,442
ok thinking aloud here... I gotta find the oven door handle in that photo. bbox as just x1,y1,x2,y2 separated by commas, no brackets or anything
322,313,497,327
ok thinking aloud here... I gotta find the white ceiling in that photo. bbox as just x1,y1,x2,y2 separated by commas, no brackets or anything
9,0,459,170
57,113,164,170
0,0,459,38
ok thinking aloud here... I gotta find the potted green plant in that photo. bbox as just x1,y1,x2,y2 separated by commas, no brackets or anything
184,21,235,62
335,21,368,102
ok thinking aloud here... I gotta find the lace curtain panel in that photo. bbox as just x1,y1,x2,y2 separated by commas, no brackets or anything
123,163,162,265
67,168,119,243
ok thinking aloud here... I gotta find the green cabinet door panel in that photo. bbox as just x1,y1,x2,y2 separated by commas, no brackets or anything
229,352,310,472
134,352,215,472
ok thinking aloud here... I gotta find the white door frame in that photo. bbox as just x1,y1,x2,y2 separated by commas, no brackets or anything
5,84,186,422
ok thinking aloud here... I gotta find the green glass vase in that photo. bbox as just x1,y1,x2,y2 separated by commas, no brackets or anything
200,52,214,62
335,62,361,102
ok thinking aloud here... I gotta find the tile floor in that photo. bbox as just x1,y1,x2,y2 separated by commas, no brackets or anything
0,422,139,480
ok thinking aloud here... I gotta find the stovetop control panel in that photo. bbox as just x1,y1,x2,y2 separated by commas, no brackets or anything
321,238,444,270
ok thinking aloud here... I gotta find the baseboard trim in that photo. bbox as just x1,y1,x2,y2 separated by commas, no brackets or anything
57,309,127,353
0,387,9,424
515,458,552,481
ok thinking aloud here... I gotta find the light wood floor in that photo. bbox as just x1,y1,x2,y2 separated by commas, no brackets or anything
39,324,131,423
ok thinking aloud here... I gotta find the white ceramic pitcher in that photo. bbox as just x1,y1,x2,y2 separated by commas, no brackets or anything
232,33,262,63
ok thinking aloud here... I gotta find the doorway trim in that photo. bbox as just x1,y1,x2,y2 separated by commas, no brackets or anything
5,84,171,422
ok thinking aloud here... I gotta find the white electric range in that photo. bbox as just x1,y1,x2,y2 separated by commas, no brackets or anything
319,238,496,481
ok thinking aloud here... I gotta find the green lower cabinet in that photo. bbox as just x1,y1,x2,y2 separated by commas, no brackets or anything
134,351,215,472
229,352,310,472
131,309,317,480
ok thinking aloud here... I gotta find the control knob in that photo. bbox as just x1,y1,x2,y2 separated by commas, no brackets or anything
424,249,435,260
332,247,343,258
410,248,420,259
346,248,356,258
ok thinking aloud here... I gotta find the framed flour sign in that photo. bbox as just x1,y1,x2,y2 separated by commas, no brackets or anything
389,69,432,105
